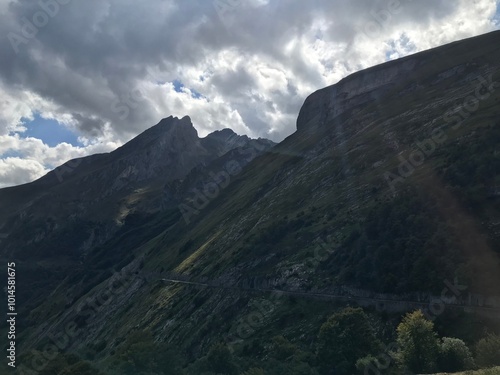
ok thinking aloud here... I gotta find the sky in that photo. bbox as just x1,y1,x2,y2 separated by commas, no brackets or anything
0,0,499,188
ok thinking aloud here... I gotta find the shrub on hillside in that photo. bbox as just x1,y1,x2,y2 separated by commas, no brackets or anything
476,333,500,368
396,310,439,374
438,337,475,372
317,307,380,375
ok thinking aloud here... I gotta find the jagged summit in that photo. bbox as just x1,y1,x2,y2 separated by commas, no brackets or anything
119,115,198,152
156,115,195,132
203,128,250,151
0,114,275,259
204,128,238,141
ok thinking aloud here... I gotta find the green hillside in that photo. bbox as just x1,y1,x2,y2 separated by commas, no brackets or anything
3,31,500,375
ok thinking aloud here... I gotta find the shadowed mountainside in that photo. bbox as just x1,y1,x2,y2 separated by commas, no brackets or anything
1,30,500,375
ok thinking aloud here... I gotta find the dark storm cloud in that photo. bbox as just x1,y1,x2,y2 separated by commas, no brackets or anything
71,113,105,137
208,66,255,98
0,0,495,144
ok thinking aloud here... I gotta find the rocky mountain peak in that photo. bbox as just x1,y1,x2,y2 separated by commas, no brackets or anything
147,115,198,142
204,128,249,148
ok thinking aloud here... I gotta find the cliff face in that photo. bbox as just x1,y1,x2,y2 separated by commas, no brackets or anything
297,30,500,136
110,115,205,182
296,58,417,132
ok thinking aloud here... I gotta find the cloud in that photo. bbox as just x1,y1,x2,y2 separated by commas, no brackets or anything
0,157,48,188
0,132,120,187
71,113,106,138
0,0,498,187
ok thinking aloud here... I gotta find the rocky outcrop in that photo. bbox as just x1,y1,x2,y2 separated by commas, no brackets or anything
296,30,500,134
296,58,417,132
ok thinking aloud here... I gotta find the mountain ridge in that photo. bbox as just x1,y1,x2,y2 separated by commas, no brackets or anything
0,116,275,321
1,30,500,374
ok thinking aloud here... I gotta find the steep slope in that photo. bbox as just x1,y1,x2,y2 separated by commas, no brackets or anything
0,116,272,246
0,116,274,320
4,31,500,374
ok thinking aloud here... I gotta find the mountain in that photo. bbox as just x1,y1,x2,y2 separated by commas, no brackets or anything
2,31,500,374
0,115,274,317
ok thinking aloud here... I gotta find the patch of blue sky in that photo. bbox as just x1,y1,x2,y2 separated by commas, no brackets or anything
0,150,24,159
493,3,500,28
15,113,82,147
172,79,204,99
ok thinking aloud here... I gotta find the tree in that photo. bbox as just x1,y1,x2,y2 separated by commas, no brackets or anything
475,333,500,368
207,342,239,375
317,307,380,375
396,310,439,374
269,335,297,360
437,337,475,372
355,355,378,374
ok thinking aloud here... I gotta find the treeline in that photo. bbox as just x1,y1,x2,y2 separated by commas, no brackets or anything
20,307,500,375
